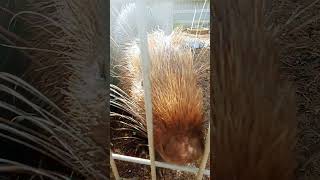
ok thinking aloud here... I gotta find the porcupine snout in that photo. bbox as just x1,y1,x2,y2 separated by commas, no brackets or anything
156,129,204,165
170,136,203,164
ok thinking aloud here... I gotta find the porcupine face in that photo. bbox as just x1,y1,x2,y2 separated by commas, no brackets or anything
125,30,205,165
155,127,204,165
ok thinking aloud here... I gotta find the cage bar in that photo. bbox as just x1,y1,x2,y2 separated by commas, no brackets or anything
111,153,210,176
135,0,157,179
196,126,211,179
110,150,121,180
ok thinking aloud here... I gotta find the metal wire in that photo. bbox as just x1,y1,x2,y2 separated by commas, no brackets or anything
196,126,211,179
135,0,157,179
110,150,121,180
111,153,210,176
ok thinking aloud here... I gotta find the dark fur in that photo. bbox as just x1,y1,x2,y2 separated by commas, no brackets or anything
211,0,297,179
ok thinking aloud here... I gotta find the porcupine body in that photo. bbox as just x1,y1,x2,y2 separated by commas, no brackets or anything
110,2,210,166
211,0,297,179
0,0,109,179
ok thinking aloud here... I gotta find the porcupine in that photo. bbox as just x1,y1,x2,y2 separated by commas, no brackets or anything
110,1,210,169
211,0,297,179
0,0,109,179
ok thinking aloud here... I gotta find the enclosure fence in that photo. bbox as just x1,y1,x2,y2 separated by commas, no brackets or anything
110,0,210,179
